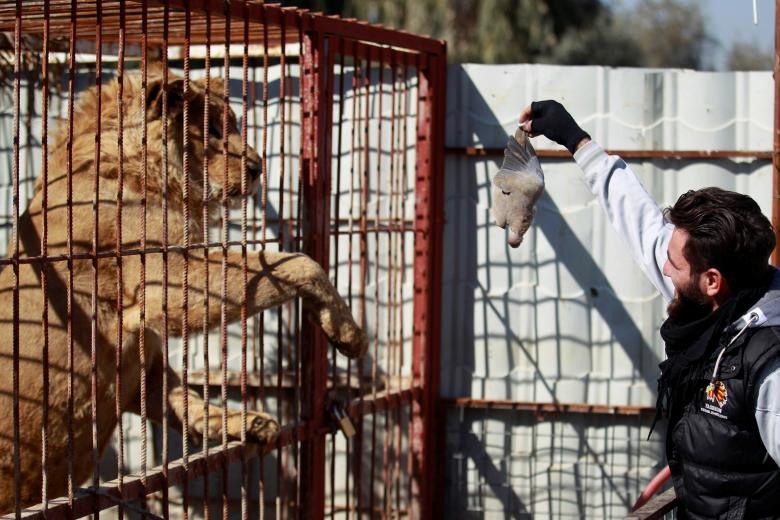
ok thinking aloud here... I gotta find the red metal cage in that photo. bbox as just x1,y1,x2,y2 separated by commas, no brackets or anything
0,1,446,518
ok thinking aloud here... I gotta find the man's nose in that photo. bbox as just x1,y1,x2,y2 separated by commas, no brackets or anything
662,259,671,277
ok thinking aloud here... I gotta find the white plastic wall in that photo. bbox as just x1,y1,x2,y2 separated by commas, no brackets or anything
441,64,773,518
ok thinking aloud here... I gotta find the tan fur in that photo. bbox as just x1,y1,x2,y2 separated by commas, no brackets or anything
0,70,367,512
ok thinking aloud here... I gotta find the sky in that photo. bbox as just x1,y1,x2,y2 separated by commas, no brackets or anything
610,0,776,70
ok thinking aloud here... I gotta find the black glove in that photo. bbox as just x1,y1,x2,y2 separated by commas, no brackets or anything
529,100,590,154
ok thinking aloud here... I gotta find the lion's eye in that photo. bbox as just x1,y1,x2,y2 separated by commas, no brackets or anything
501,190,511,195
209,120,223,139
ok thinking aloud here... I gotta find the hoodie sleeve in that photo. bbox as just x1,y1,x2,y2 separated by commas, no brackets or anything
573,141,674,302
754,357,780,465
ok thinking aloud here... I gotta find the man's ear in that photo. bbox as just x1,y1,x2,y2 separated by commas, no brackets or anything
701,267,728,299
146,77,185,118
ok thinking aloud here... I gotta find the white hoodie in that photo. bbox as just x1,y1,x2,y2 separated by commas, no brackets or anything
573,140,780,466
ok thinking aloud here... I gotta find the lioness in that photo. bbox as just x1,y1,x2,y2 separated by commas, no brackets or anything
0,69,368,511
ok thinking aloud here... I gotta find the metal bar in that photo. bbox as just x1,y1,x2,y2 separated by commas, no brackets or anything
11,1,22,515
773,0,780,264
293,16,305,517
184,369,391,392
382,52,397,518
625,488,678,520
65,0,78,507
6,441,264,520
39,0,51,508
139,0,150,495
114,3,126,517
0,239,313,266
141,0,444,54
394,54,409,519
329,35,347,520
410,49,446,520
401,54,414,515
258,16,270,513
369,44,381,518
345,43,361,520
429,49,448,520
346,389,417,417
275,11,288,519
179,4,192,517
160,2,171,517
299,29,333,520
410,52,427,518
256,9,269,512
220,4,232,519
447,146,772,160
239,6,251,520
7,383,415,520
0,1,430,55
444,398,656,417
90,1,104,514
199,12,212,520
355,43,371,518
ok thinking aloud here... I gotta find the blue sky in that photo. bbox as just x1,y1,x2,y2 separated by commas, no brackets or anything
610,0,775,70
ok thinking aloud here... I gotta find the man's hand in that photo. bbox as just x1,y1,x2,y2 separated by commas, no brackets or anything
518,100,590,154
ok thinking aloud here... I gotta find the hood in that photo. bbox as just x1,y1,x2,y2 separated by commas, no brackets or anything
729,267,780,332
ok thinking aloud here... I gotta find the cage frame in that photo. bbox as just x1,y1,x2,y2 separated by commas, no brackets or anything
0,1,447,519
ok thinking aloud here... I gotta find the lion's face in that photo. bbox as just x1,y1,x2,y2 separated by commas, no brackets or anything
147,74,262,208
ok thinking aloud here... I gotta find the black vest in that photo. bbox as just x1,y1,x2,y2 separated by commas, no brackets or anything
667,326,780,519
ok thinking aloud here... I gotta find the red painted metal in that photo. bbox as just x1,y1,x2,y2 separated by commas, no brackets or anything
632,465,672,511
299,29,334,520
39,0,51,508
626,488,678,520
11,1,21,515
773,0,780,264
448,146,772,160
6,383,419,520
410,48,446,519
179,4,192,517
445,398,656,417
2,2,447,518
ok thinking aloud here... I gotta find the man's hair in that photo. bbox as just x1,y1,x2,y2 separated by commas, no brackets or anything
665,187,775,291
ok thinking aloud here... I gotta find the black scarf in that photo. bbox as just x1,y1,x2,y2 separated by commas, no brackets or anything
650,283,769,437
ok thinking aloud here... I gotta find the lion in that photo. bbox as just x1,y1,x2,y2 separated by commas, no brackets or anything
0,69,368,512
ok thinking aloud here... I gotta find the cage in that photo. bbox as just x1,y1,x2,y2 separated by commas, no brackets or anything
0,1,446,518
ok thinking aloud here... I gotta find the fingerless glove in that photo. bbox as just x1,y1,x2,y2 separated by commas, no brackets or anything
530,100,590,154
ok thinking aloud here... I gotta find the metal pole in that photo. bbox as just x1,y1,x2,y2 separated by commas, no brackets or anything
410,46,446,519
773,0,780,264
300,28,333,520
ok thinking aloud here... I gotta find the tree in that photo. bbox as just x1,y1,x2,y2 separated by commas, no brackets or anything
617,0,716,70
727,41,774,71
542,10,644,67
280,0,716,69
285,0,605,64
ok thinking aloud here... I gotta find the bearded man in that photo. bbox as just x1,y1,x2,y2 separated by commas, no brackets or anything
518,100,780,519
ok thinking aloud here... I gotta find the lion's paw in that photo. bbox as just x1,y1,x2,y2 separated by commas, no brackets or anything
246,412,279,443
332,323,369,359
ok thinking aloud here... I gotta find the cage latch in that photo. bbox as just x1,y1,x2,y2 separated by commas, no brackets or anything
329,401,356,438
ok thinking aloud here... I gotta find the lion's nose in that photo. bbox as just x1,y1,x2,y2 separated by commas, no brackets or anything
247,161,261,180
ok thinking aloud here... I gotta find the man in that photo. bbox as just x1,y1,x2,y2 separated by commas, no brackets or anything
518,100,780,519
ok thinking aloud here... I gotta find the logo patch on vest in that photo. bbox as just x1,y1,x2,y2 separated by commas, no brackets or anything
706,381,728,407
701,381,729,419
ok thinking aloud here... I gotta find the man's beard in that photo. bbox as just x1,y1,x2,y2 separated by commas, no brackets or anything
667,276,710,322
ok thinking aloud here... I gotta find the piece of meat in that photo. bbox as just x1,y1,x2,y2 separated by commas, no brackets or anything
491,127,545,247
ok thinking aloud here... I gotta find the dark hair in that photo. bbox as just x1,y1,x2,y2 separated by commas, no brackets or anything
665,187,775,292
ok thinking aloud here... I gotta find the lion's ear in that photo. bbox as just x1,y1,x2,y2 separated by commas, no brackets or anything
146,77,185,118
192,76,226,102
